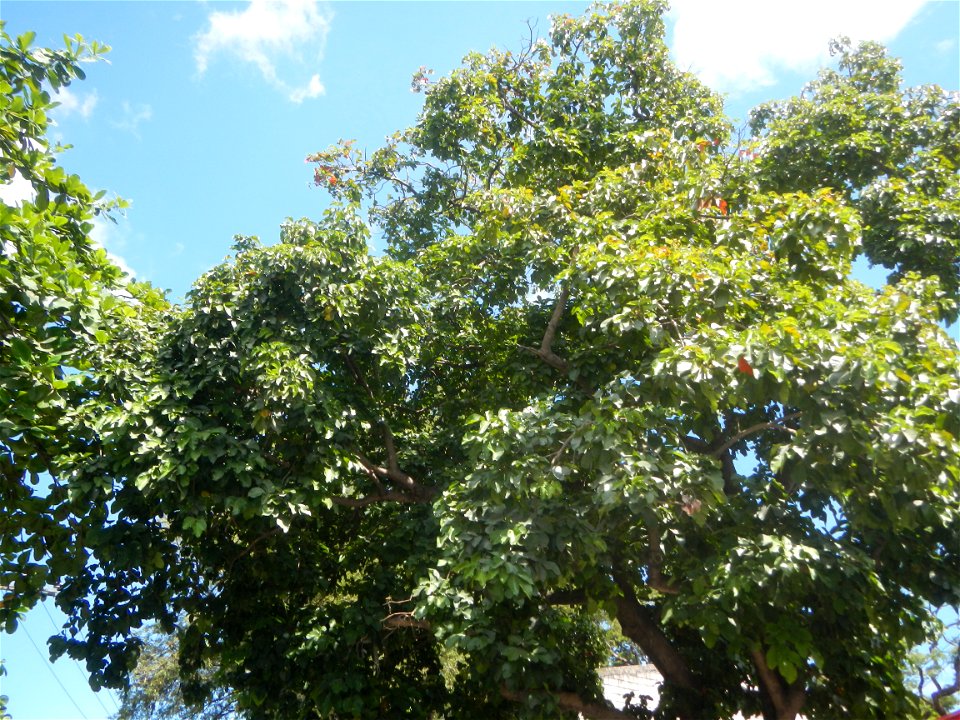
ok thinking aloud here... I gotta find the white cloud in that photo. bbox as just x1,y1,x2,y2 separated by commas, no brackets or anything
0,171,35,207
51,87,99,120
90,215,139,280
935,38,957,55
669,0,927,93
194,0,332,102
289,73,325,103
110,101,153,138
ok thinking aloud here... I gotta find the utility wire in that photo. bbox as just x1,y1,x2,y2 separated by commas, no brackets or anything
21,622,89,720
40,600,120,716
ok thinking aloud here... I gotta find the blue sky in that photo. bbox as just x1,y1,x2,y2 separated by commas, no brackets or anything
0,1,957,718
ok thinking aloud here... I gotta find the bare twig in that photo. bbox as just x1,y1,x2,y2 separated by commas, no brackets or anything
548,431,576,465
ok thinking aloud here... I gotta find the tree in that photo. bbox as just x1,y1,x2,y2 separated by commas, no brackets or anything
1,661,11,720
0,19,165,685
2,3,959,719
908,611,960,715
113,626,240,720
1,24,122,618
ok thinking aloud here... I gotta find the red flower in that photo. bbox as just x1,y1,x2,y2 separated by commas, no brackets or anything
737,356,753,375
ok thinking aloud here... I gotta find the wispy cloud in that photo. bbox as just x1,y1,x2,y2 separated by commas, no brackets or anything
110,101,153,138
193,0,332,103
669,0,927,94
90,215,139,280
51,87,99,120
935,38,957,56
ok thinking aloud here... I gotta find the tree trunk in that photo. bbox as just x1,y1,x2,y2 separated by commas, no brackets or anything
611,570,710,720
750,648,806,720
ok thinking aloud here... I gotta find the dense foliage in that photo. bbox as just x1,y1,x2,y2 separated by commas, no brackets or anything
2,4,959,720
114,627,239,720
0,23,139,621
0,18,165,687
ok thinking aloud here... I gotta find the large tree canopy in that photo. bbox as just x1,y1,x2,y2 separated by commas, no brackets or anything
2,3,958,720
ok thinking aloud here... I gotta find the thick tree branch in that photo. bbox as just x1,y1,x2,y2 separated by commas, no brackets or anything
383,612,431,630
611,567,696,692
353,454,436,499
341,352,433,499
500,687,632,720
518,343,570,373
750,647,806,720
519,283,574,374
541,285,569,358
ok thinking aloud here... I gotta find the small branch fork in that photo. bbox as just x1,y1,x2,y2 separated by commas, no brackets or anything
334,351,437,506
710,412,800,459
681,412,801,461
931,647,960,715
519,285,572,373
750,647,806,720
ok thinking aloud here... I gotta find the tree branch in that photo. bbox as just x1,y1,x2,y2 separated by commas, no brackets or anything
711,412,800,459
931,648,960,715
750,647,806,720
353,453,436,499
341,352,433,498
541,285,569,358
519,282,575,374
495,80,540,133
518,344,569,373
611,567,696,692
329,491,432,508
382,612,431,630
500,687,632,720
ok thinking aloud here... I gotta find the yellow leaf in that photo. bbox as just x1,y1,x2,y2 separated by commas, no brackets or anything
324,306,333,321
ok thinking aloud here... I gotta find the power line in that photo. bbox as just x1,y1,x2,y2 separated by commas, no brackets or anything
40,600,120,716
21,622,89,720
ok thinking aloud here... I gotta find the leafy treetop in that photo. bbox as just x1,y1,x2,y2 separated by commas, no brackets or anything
2,4,958,720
